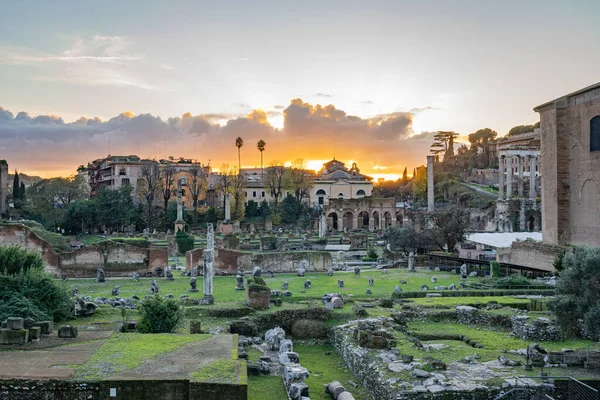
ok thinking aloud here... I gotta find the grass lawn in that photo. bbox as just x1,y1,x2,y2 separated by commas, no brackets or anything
248,376,288,399
410,296,532,308
67,268,485,304
295,342,368,400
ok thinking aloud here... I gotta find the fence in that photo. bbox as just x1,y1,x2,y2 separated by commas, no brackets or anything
427,253,551,278
500,376,600,400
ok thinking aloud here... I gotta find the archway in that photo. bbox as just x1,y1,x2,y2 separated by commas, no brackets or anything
372,211,380,230
528,215,535,232
396,212,404,227
343,211,354,230
356,189,366,196
383,212,392,228
327,212,338,230
358,211,369,229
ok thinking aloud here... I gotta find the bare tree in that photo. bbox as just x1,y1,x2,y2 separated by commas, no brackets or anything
232,173,246,220
216,164,236,210
265,161,286,208
188,166,207,223
139,163,160,231
160,165,176,211
288,158,313,203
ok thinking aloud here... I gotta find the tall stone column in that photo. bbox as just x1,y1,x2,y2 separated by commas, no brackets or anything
506,156,513,200
517,156,524,197
201,223,215,305
224,193,231,221
427,155,435,213
498,155,504,200
529,155,536,199
174,179,185,233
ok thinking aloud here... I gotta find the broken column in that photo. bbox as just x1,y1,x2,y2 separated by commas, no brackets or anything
319,213,327,238
529,155,536,199
498,154,504,200
427,155,435,213
224,193,231,221
201,223,215,305
517,155,524,197
506,156,513,199
174,178,185,233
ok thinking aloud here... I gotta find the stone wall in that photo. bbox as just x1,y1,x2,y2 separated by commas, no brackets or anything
0,379,247,400
511,315,561,341
0,223,61,274
185,248,205,270
0,223,168,277
536,85,600,246
212,249,332,273
508,241,560,272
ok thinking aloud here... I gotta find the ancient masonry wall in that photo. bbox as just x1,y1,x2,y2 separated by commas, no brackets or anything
508,241,560,273
214,249,332,273
330,324,395,400
0,223,168,277
0,223,61,274
0,379,247,400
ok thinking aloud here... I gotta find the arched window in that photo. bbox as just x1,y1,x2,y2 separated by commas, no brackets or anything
356,189,366,196
316,189,326,195
338,193,344,199
591,116,600,152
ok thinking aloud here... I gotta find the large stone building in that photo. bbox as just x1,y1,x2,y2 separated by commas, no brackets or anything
534,82,600,246
241,159,373,207
84,155,210,208
0,160,7,217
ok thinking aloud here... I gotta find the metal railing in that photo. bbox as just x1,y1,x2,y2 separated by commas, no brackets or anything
500,376,600,400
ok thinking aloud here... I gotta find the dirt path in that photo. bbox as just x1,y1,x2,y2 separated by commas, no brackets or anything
115,334,234,380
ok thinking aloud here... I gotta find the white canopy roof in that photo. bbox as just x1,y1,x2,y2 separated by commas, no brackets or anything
466,232,542,249
325,244,352,251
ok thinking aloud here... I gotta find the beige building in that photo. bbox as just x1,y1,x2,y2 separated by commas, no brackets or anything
534,82,600,246
241,159,374,207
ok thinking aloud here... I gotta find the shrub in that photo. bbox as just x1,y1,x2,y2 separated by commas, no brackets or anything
247,277,269,293
137,295,184,333
0,269,72,322
175,230,195,255
291,319,329,339
551,246,600,339
353,305,369,317
0,245,45,275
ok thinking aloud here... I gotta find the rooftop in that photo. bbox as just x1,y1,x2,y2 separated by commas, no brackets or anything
465,232,542,248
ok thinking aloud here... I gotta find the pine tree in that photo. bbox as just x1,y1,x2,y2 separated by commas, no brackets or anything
402,167,408,183
20,182,25,200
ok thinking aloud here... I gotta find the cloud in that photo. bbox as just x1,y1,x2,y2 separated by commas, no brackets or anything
360,100,374,104
409,106,440,113
314,92,334,98
0,99,435,177
1,35,159,91
273,105,285,110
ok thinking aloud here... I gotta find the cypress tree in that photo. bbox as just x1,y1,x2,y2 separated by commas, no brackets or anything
13,171,20,200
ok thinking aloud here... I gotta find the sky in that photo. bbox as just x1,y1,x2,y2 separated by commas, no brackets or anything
1,0,600,179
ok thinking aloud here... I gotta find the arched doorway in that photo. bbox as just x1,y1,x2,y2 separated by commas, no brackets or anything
383,212,392,228
327,212,338,230
528,215,535,232
372,211,380,230
358,211,369,229
343,212,354,230
396,212,404,227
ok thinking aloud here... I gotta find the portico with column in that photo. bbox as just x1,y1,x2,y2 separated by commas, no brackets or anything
498,149,540,200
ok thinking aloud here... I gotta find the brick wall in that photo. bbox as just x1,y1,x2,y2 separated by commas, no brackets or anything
509,241,560,272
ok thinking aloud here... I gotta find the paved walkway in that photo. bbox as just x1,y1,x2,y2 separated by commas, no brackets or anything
0,336,109,379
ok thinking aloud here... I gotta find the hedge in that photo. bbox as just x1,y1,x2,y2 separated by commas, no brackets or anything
391,289,555,299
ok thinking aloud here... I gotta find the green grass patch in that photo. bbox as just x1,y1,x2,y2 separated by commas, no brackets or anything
248,376,288,400
410,296,531,308
191,358,246,384
295,342,368,400
73,333,210,380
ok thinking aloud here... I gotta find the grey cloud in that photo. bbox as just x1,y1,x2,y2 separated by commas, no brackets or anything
314,93,334,98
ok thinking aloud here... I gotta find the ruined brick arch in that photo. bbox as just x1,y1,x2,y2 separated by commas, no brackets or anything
327,212,339,231
342,211,354,230
372,211,380,230
395,212,404,227
383,211,392,228
357,210,370,229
